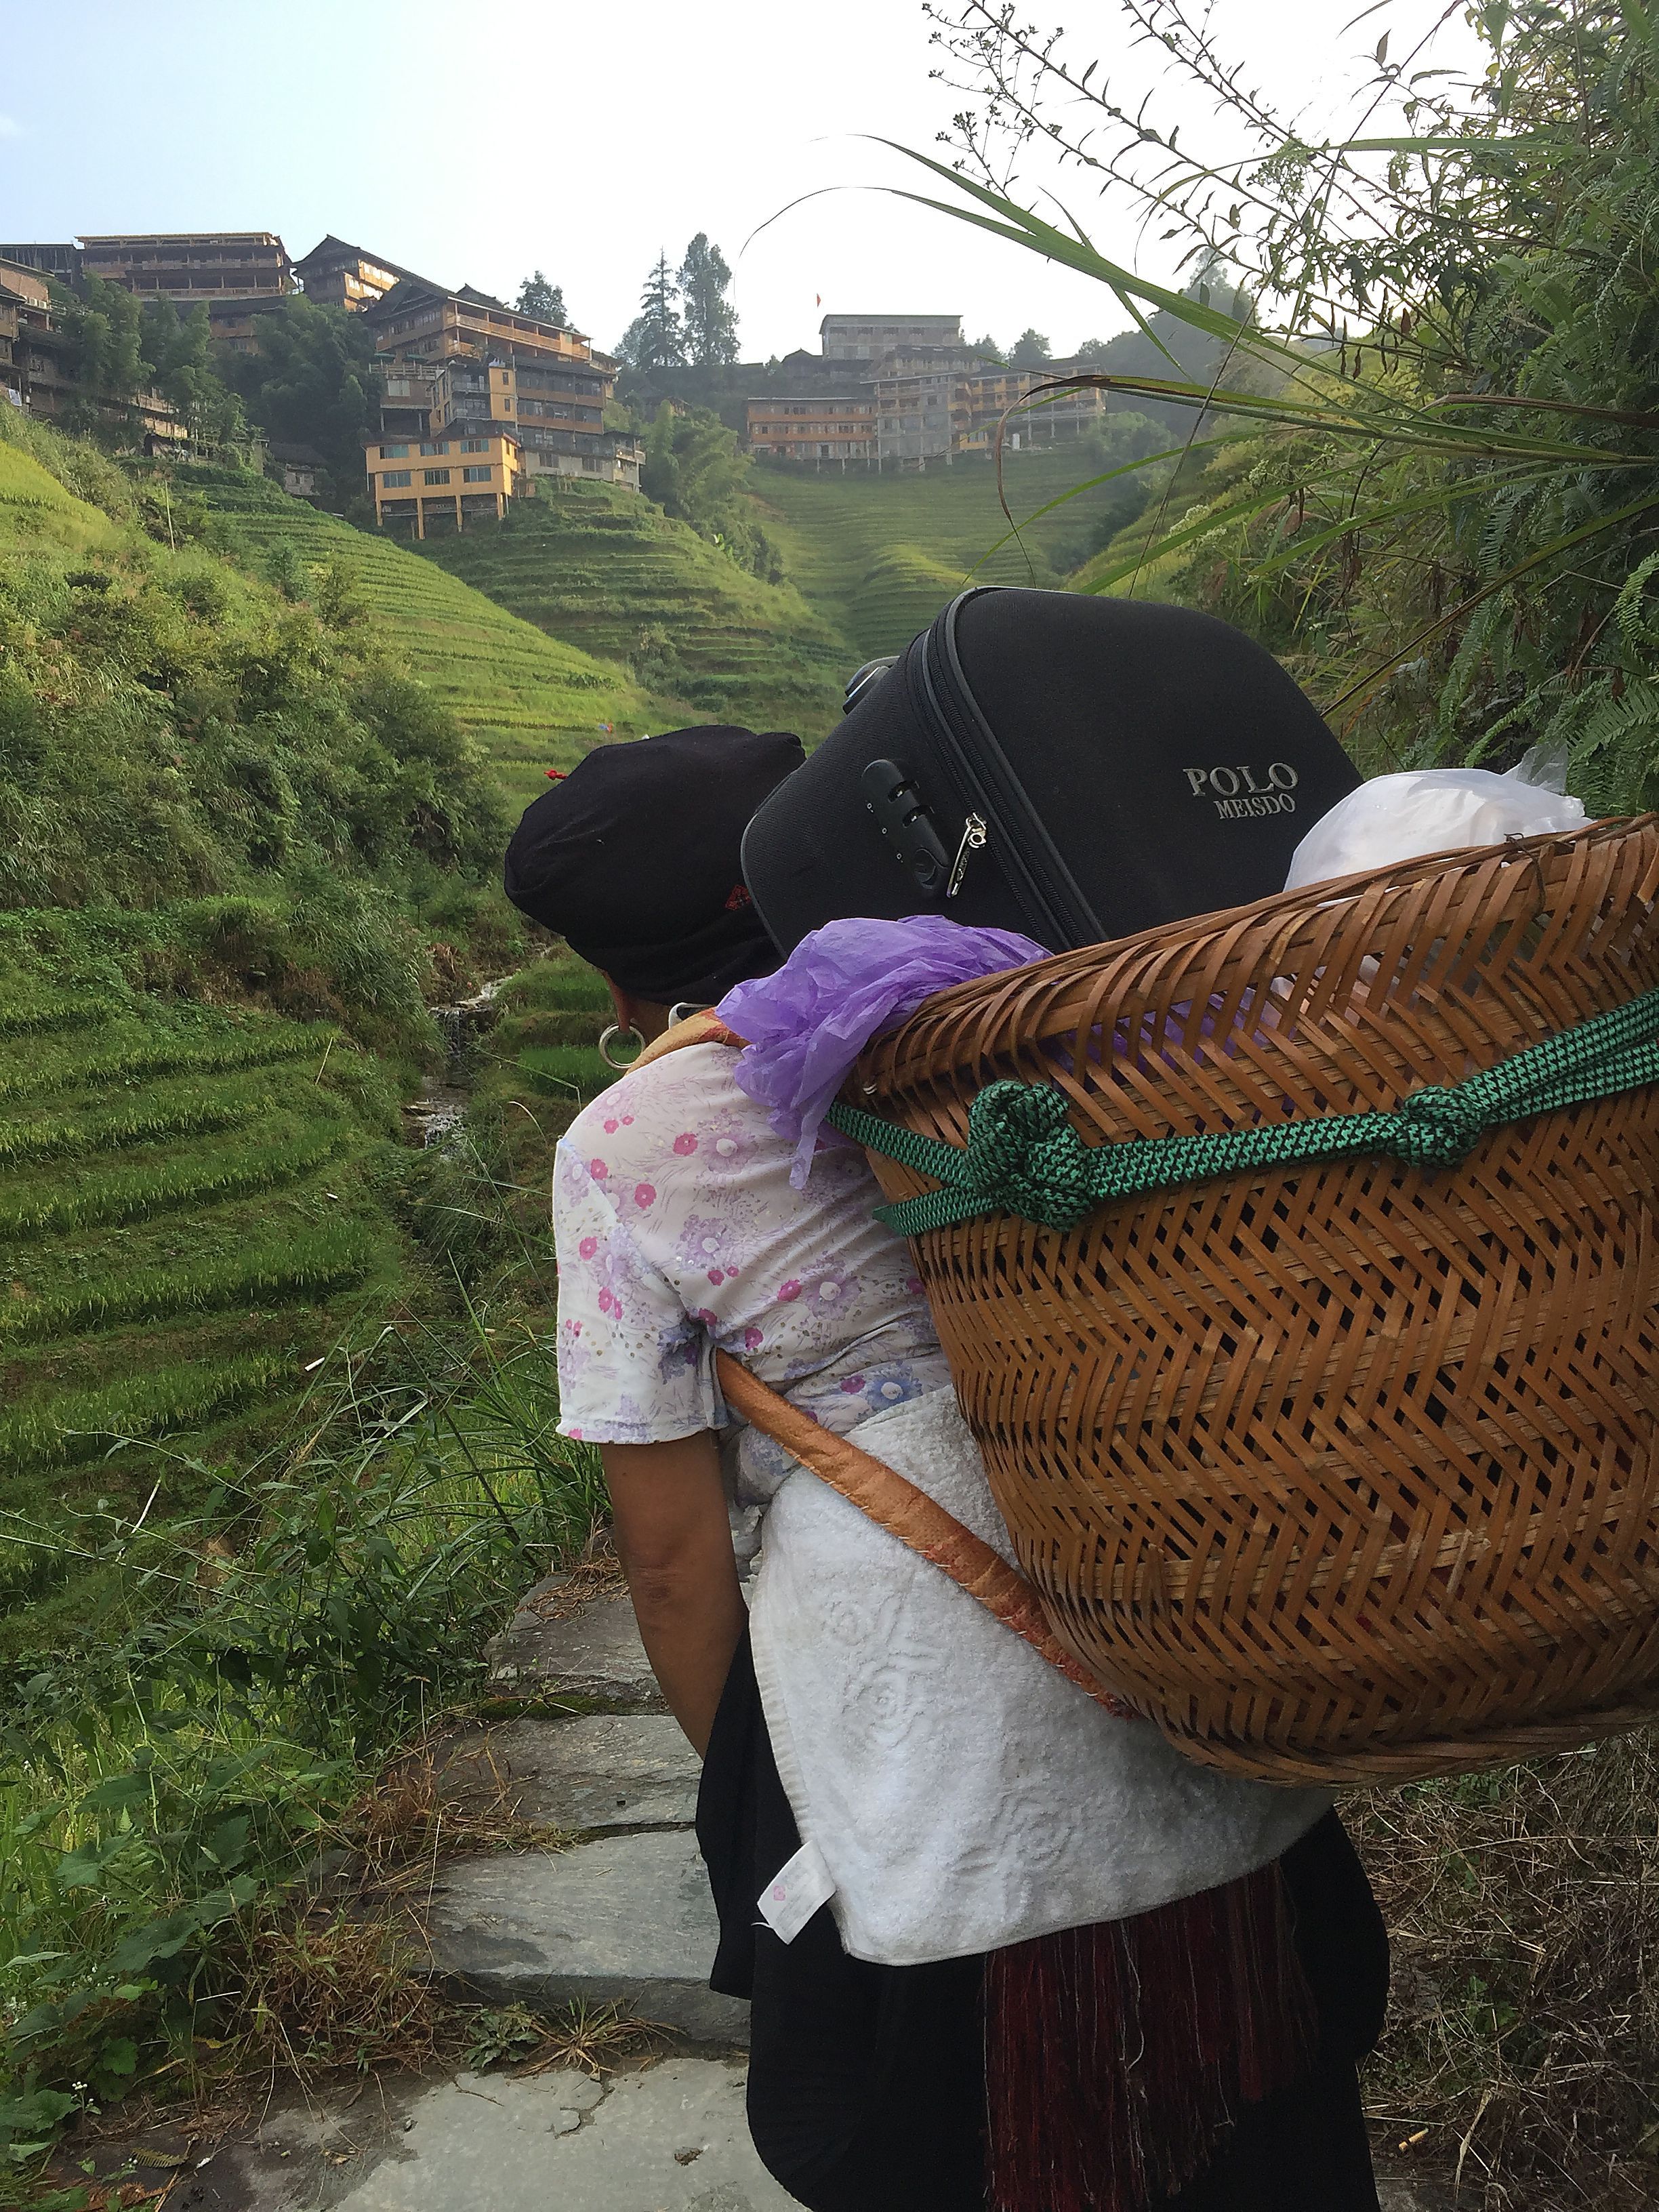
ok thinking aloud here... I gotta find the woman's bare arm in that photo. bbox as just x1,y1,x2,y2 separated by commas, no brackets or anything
600,1431,746,1755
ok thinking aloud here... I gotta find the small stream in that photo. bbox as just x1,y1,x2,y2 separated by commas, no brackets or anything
403,978,506,1149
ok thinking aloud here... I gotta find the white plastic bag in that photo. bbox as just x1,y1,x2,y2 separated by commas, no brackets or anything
1284,743,1587,892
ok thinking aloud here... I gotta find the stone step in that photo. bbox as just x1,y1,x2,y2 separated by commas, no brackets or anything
436,1713,701,1833
422,1827,750,2047
87,2054,1451,2212
121,2057,803,2211
327,2059,802,2211
485,1573,666,1713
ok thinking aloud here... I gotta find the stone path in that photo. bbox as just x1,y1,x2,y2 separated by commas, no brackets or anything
154,2057,800,2212
419,1572,750,2045
91,1574,1454,2208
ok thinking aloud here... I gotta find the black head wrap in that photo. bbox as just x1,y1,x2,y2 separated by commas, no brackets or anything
503,725,806,1004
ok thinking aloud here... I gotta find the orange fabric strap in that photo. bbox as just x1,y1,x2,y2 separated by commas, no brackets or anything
631,1008,747,1070
714,1351,1131,1716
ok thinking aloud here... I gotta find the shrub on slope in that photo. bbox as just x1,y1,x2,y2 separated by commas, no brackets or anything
0,434,502,914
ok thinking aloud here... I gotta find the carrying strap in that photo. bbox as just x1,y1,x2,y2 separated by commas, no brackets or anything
630,1008,1132,1718
714,1351,1131,1718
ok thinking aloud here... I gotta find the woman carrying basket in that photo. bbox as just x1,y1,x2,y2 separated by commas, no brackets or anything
505,719,1389,2212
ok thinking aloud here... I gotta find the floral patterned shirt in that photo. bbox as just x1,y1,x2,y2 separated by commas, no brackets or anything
552,1043,953,1536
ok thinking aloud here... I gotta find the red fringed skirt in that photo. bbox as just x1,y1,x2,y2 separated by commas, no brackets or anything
985,1859,1317,2211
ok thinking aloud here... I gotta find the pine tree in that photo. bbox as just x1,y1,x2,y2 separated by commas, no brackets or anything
621,253,687,372
1008,328,1052,368
678,234,739,368
515,270,567,325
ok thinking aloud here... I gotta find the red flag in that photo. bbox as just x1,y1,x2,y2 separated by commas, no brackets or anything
815,293,822,307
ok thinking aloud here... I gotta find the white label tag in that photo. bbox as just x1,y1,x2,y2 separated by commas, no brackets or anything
756,1839,836,1944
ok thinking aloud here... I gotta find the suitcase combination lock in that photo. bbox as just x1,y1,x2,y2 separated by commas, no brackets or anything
861,758,986,901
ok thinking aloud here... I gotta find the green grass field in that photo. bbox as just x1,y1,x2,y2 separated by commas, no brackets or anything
415,478,851,742
0,437,127,562
0,964,411,1652
750,443,1149,659
180,466,680,811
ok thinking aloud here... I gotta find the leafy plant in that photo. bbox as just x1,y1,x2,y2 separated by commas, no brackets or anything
918,0,1659,798
0,1302,602,2131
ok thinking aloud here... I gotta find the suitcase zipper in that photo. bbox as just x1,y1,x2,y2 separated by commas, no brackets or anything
914,592,1105,950
946,813,986,899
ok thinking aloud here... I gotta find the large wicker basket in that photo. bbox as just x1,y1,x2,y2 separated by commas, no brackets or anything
852,819,1659,1785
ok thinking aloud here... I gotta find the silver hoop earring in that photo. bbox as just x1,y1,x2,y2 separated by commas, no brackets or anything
598,1023,646,1073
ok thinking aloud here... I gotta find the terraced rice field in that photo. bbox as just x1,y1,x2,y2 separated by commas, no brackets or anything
182,466,677,809
0,972,409,1648
751,445,1142,659
416,480,850,742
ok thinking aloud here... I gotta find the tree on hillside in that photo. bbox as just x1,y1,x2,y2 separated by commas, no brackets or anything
619,253,687,372
641,403,781,580
516,270,568,325
218,297,382,483
972,332,1006,363
1009,328,1052,367
678,234,739,369
64,274,145,401
139,299,245,447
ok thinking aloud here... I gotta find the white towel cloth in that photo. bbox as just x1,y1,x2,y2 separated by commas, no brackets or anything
747,1387,1332,1967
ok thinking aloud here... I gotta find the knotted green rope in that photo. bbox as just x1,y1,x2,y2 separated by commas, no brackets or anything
826,985,1659,1237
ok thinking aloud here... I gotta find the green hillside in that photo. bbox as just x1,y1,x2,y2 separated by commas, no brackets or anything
0,417,514,1647
750,442,1153,659
0,951,408,1647
180,466,679,809
414,478,851,741
0,436,129,564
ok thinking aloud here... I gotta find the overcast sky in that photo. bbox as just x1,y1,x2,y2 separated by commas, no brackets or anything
0,1,1485,362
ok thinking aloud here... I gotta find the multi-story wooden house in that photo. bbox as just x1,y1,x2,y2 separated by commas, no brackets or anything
292,237,419,314
363,274,640,520
366,422,523,537
0,255,186,450
744,394,876,463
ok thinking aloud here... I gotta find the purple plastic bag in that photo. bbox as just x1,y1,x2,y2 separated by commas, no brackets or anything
716,916,1049,1187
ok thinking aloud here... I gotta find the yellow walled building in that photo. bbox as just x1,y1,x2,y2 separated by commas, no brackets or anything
366,422,521,537
364,273,641,497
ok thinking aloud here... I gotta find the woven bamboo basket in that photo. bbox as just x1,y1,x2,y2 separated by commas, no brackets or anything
849,818,1659,1785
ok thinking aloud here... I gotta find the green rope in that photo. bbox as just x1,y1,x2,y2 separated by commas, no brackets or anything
827,985,1659,1237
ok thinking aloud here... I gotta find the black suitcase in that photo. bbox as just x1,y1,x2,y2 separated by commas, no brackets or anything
741,586,1361,956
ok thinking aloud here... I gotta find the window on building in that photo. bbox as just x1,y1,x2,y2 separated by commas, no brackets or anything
461,438,487,453
382,443,409,458
381,470,412,488
462,464,493,482
424,468,451,484
419,440,449,455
